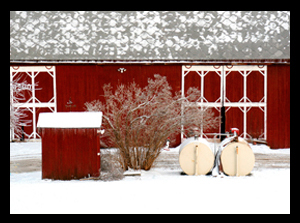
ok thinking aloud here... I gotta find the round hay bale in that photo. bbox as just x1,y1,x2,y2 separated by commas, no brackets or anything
220,142,255,176
179,138,214,175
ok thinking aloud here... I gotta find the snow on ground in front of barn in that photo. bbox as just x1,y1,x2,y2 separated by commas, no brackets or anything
9,141,291,159
10,142,41,160
165,143,291,155
10,142,290,214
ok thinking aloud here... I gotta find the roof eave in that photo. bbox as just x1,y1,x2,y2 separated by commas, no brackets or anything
10,59,290,65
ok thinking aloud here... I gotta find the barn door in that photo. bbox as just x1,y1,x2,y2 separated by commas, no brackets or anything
10,66,57,140
224,65,267,140
181,65,267,141
181,65,222,139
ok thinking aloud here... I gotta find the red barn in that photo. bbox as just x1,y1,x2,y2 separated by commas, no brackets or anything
10,11,290,149
37,112,102,180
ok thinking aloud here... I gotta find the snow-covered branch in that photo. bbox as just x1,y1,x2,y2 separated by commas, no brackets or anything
85,74,219,170
10,76,35,140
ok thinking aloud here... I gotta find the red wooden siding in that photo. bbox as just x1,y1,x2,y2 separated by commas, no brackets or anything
55,64,181,113
224,70,244,139
267,65,290,148
246,71,265,139
226,107,244,135
247,107,264,139
247,71,264,102
35,71,54,103
226,71,243,102
225,69,265,140
55,64,182,146
204,71,221,102
183,70,221,135
40,128,100,180
11,64,290,148
184,71,201,97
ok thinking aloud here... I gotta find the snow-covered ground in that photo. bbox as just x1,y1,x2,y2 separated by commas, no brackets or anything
10,142,41,160
10,141,290,160
10,142,290,214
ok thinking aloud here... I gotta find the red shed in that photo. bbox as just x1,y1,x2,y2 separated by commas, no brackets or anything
37,112,102,180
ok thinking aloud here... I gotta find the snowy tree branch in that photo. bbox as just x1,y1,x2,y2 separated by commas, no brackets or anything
85,74,219,170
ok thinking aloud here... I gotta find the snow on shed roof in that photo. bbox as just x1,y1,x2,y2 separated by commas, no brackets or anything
10,11,290,62
37,112,102,128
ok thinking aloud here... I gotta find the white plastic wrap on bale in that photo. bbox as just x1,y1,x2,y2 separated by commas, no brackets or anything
179,137,214,176
216,136,255,176
37,112,102,128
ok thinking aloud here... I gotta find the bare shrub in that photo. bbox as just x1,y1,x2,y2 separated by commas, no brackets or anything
10,76,33,140
85,74,219,171
100,149,124,181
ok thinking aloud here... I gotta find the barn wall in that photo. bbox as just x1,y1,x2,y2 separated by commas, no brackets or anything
267,64,290,148
40,128,100,180
55,64,182,146
55,64,181,112
11,63,290,148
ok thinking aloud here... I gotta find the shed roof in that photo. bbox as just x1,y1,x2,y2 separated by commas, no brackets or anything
10,11,290,62
37,112,102,128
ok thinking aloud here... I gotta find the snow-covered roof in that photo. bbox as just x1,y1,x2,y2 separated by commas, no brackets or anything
37,112,102,128
10,11,290,62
